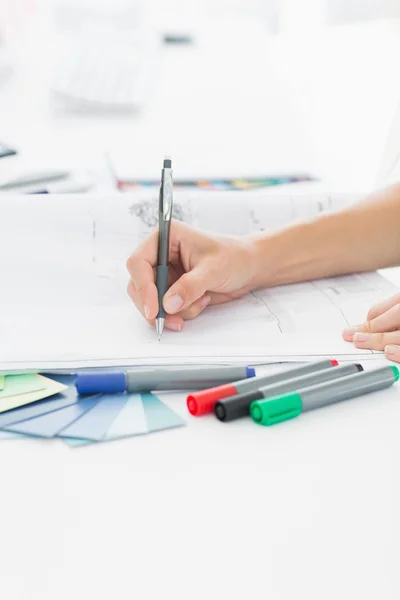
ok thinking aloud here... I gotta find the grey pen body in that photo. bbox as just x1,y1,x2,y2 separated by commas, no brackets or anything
215,363,361,422
233,359,337,395
157,187,171,268
300,366,397,412
156,157,173,336
258,364,361,398
126,366,250,392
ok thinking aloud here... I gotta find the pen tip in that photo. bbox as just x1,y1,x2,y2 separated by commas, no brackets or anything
156,317,165,339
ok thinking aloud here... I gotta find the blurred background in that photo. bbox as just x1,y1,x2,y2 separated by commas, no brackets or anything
0,0,399,194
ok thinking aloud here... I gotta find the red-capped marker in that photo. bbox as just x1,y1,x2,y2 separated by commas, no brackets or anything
187,384,237,416
186,359,339,416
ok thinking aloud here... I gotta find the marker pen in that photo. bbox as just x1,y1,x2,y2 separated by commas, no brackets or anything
75,365,255,394
215,363,363,422
251,365,399,426
187,358,338,416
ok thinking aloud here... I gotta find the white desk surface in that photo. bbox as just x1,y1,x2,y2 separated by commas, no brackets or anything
1,17,400,600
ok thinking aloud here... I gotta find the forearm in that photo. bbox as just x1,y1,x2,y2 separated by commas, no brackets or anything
252,183,400,288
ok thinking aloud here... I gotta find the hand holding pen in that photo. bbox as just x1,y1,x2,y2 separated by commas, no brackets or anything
126,161,257,334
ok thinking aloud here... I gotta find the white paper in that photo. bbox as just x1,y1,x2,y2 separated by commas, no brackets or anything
0,192,394,372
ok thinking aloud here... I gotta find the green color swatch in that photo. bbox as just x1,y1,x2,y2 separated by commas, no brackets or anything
0,374,45,399
142,393,186,432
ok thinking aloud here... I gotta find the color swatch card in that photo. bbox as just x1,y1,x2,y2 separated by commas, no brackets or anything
0,431,22,440
59,393,129,441
63,393,151,447
105,394,148,440
141,393,186,433
0,376,79,429
60,392,186,443
0,384,186,445
0,374,45,398
0,374,67,413
6,395,102,438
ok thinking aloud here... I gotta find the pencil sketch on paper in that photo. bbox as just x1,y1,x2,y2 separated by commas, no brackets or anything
128,196,190,230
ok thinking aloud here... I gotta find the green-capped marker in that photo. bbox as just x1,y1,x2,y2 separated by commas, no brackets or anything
251,393,302,426
390,365,399,381
250,365,399,427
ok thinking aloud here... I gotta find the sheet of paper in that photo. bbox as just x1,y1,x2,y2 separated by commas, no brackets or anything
0,374,45,399
0,193,395,371
0,375,67,413
5,395,102,438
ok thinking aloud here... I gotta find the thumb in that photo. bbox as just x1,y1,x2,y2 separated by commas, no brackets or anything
163,266,210,314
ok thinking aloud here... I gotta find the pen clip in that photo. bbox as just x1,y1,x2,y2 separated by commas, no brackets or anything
162,168,173,221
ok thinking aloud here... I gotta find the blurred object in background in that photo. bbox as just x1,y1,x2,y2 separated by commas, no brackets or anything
53,0,144,35
50,0,161,113
328,0,400,25
140,0,400,34
50,30,160,114
279,0,327,33
0,40,13,90
0,141,94,194
0,0,37,43
0,0,38,87
146,0,269,41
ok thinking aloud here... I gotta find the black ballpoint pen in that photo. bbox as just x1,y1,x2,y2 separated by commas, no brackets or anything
156,156,173,340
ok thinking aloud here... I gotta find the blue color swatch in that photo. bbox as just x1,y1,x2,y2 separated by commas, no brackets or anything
0,379,186,445
6,395,102,438
59,393,130,441
105,394,148,440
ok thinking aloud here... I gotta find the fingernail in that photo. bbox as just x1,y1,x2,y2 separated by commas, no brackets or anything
200,295,211,308
164,295,184,314
343,327,357,338
354,332,371,343
342,327,357,340
166,322,182,332
385,345,399,356
144,305,150,320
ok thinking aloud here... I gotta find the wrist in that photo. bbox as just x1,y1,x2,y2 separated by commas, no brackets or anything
248,214,346,289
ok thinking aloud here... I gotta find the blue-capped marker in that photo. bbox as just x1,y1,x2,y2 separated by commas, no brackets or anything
76,366,256,395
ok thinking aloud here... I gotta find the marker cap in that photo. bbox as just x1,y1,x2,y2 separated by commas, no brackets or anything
250,393,302,426
187,384,237,416
76,372,126,394
390,365,399,381
215,389,263,422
